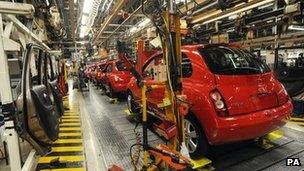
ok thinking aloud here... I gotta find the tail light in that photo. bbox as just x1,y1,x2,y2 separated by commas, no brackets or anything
210,90,228,117
277,84,290,105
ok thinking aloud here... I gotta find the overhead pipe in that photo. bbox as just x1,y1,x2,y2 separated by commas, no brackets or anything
92,0,128,45
191,0,275,25
68,0,76,44
98,0,146,46
100,0,212,45
244,8,284,24
0,1,34,16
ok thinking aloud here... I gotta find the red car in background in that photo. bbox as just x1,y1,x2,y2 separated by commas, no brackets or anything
84,65,96,80
92,62,107,86
101,60,133,97
127,44,292,158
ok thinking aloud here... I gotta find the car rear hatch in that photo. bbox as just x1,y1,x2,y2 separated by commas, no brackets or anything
199,45,280,116
215,73,279,116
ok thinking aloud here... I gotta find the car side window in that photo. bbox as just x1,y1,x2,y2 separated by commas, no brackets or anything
182,53,193,78
106,64,112,73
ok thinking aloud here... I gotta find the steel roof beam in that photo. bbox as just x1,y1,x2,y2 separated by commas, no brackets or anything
92,0,128,45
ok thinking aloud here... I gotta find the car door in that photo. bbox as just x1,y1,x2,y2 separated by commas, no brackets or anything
15,44,59,155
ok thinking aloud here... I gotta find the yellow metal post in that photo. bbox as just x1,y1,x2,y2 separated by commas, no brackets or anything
142,85,149,167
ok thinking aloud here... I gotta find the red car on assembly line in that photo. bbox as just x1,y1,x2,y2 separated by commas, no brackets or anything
84,65,96,80
101,60,133,97
126,44,293,158
92,62,107,86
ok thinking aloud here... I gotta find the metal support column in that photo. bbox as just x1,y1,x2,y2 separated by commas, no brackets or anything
0,13,22,171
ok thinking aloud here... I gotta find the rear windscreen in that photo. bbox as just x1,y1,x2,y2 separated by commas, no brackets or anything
199,46,271,75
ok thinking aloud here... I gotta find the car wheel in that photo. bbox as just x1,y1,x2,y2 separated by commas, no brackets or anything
127,91,139,114
185,115,209,158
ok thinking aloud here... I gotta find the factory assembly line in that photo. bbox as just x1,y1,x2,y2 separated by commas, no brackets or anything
0,0,303,171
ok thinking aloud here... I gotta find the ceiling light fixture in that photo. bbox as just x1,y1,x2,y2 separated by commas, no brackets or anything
83,0,94,14
129,26,138,34
81,15,88,25
193,0,274,26
288,25,304,31
138,18,151,28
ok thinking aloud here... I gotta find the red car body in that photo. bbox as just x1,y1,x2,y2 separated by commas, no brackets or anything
127,44,292,156
100,60,133,95
92,62,107,85
84,65,96,80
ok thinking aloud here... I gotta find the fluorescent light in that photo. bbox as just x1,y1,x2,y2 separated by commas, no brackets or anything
81,15,88,25
288,25,304,31
193,0,274,25
74,0,77,4
138,18,151,28
79,26,86,38
83,0,94,14
130,27,138,33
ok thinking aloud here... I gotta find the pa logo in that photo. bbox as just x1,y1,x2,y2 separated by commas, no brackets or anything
286,158,301,166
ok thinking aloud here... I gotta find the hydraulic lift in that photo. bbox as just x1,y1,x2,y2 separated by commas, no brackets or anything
111,0,213,170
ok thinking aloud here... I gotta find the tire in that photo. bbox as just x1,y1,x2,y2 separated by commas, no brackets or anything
127,91,140,114
185,114,209,158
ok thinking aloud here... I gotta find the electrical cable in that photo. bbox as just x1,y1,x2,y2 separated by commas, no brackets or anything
129,123,143,171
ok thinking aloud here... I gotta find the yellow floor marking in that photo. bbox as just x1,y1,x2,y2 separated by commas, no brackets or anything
52,146,83,152
62,116,80,119
290,117,304,122
289,121,304,126
59,127,81,131
266,130,284,141
38,156,84,163
54,139,83,144
41,168,85,171
61,119,80,122
60,123,81,126
59,132,82,137
63,114,79,117
64,110,78,114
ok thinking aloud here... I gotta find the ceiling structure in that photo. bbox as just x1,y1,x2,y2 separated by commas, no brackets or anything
33,0,303,56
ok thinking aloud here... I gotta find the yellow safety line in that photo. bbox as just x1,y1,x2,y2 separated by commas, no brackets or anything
52,146,83,152
64,112,78,114
54,139,83,144
38,156,84,163
40,168,85,171
290,117,304,122
61,119,80,122
59,127,81,131
60,123,81,126
62,116,80,119
59,132,82,137
63,114,79,117
289,121,304,126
